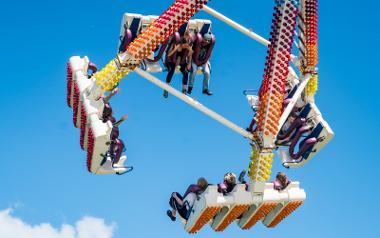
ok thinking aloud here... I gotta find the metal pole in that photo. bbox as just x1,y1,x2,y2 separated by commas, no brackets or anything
134,68,255,140
202,5,270,46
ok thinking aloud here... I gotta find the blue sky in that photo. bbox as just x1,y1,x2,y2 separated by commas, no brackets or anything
0,0,379,237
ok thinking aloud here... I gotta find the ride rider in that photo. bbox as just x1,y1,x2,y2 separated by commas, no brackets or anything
218,172,237,195
188,32,213,96
100,88,128,167
167,177,208,221
164,30,193,97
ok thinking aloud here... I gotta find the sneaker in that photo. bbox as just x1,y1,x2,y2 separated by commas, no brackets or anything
163,90,168,98
167,210,176,221
182,89,187,94
238,170,246,183
202,89,213,96
187,86,193,94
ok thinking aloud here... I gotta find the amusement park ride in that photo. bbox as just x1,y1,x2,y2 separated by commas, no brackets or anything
66,0,333,233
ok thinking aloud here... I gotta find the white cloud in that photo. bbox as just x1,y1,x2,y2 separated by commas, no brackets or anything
0,209,116,238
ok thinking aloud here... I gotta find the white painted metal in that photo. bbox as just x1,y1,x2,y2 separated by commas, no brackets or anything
211,184,252,231
183,182,306,232
262,182,306,227
277,74,312,132
278,102,334,168
202,6,269,46
134,68,254,140
184,185,224,233
68,56,130,175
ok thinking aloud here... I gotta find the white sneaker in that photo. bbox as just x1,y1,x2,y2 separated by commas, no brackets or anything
113,155,127,168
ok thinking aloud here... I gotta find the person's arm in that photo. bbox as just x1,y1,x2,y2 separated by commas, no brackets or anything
104,88,120,103
168,44,179,57
273,180,283,191
187,48,193,70
217,182,227,194
113,114,128,127
183,184,198,198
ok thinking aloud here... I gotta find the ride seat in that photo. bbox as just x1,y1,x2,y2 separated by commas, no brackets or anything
68,56,99,128
279,103,334,168
199,22,211,34
80,97,104,150
238,183,285,229
184,185,224,234
262,182,306,227
86,113,113,173
211,184,252,231
119,17,142,53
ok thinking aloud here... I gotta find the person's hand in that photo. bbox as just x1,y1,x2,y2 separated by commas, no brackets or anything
187,63,191,70
112,88,121,95
121,114,128,121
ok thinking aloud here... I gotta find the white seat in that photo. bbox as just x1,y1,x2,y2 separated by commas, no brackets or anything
238,182,305,229
278,103,334,168
86,108,129,175
69,56,96,128
68,56,88,108
81,97,104,150
182,182,306,232
246,94,259,111
143,60,163,73
184,186,225,234
211,184,251,231
238,183,285,229
262,182,306,227
86,114,113,173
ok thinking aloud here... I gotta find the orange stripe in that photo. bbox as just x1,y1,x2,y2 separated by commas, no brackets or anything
241,202,277,230
267,201,304,228
189,206,222,234
215,204,250,231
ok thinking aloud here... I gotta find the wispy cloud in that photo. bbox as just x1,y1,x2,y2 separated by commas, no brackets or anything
0,208,116,238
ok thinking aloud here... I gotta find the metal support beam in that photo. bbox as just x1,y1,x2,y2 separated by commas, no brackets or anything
135,68,254,140
203,5,270,46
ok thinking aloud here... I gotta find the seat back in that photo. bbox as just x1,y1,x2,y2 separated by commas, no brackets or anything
280,103,334,168
118,15,142,52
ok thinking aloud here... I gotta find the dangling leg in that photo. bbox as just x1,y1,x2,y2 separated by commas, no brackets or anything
188,62,198,94
168,192,184,221
180,64,189,94
247,117,257,132
164,63,176,98
113,139,125,165
202,62,212,95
